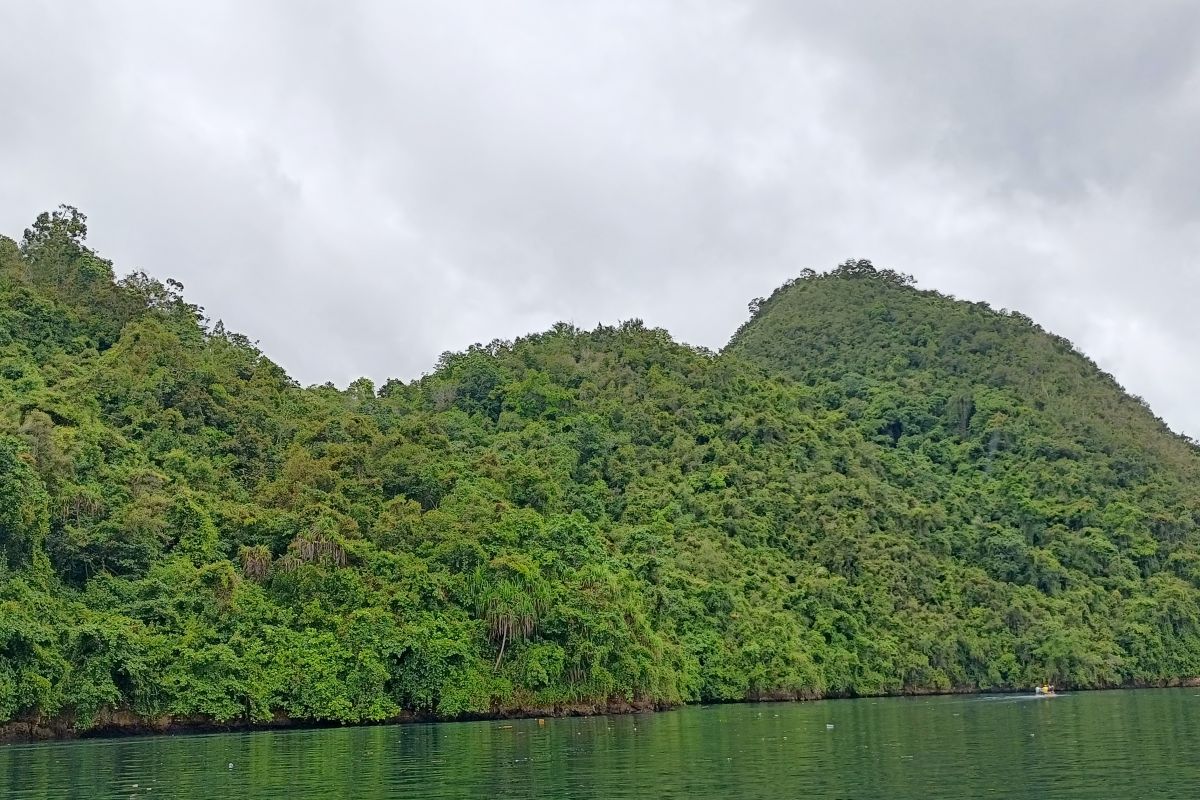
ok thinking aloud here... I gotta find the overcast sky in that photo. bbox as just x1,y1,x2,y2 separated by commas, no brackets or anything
2,1,1197,437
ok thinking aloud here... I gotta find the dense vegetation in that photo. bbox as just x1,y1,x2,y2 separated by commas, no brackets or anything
2,209,1199,734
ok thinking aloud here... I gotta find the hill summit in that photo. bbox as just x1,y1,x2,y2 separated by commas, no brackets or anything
2,212,1199,737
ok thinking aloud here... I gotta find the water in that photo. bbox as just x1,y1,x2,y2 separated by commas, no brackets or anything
3,689,1199,799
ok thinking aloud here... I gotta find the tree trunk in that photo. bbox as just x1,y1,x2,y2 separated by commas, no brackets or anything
494,627,508,672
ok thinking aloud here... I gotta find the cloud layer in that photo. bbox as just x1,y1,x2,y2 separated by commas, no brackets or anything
2,1,1197,436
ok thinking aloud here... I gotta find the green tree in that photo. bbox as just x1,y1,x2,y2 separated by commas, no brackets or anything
470,554,550,671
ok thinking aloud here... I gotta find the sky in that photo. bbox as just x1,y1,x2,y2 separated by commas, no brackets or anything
1,1,1197,437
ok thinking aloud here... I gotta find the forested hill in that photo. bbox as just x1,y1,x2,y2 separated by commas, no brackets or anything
727,259,1198,471
3,211,1200,738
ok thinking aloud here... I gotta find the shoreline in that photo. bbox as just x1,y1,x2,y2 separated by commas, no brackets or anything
5,678,1199,745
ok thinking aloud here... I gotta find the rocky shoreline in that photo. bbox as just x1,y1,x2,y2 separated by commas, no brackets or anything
7,678,1200,744
0,697,670,744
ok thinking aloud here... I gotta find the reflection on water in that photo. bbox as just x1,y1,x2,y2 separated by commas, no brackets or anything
3,689,1199,799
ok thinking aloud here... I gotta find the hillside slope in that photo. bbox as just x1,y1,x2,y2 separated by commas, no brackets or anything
728,260,1200,585
2,214,1200,737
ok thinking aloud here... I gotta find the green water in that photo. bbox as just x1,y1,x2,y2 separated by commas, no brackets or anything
3,689,1199,798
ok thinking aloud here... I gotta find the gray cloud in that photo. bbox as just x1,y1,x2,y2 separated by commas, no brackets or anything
1,1,1197,437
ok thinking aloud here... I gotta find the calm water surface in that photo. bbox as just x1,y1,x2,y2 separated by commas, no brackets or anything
3,689,1199,799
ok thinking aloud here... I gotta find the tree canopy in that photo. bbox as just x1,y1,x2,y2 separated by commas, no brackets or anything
2,212,1199,734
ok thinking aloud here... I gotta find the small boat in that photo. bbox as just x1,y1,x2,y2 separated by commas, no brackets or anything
1034,684,1057,697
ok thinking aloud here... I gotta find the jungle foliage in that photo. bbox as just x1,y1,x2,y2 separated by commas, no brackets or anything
2,212,1199,731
